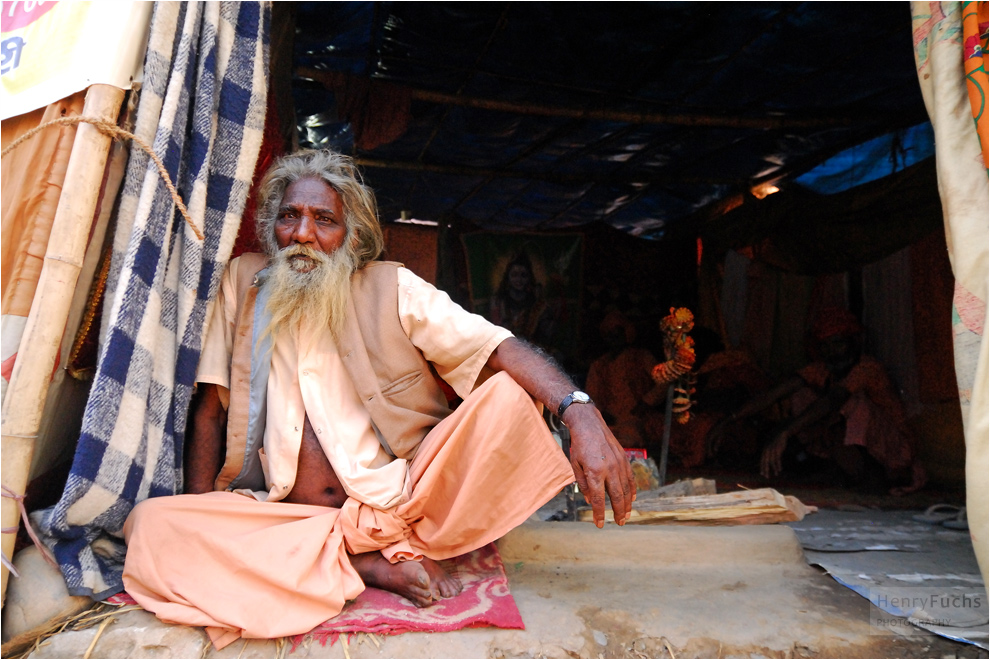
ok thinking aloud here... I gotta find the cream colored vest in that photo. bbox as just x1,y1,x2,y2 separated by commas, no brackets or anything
213,254,451,491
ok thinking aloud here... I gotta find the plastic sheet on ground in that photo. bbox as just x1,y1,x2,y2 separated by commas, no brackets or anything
789,509,988,650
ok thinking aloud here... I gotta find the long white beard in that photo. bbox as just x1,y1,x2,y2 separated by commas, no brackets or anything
262,244,357,342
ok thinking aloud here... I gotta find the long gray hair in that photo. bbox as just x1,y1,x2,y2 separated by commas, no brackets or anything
255,149,384,267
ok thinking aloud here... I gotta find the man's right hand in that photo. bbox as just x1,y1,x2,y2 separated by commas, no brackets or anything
759,432,789,479
705,416,731,457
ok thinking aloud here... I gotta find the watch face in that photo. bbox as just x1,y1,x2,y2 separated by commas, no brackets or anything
573,391,591,403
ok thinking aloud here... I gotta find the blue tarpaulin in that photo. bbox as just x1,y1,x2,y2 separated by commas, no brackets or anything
795,122,935,195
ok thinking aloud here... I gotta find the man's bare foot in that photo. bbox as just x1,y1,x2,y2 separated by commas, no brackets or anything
349,553,463,606
350,552,433,606
890,462,928,496
422,557,463,599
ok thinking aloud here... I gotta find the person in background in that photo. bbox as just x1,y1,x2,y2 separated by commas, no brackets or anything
648,327,769,469
708,307,926,494
585,309,662,450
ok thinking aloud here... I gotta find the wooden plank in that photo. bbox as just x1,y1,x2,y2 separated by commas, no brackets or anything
579,488,815,526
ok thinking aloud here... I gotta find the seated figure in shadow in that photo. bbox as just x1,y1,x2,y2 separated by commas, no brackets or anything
708,307,926,494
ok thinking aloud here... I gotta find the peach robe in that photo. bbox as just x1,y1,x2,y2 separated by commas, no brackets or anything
122,264,574,648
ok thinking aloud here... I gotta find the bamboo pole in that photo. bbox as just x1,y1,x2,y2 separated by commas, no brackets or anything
1,84,125,603
296,66,866,129
354,155,740,186
658,383,674,487
408,87,861,129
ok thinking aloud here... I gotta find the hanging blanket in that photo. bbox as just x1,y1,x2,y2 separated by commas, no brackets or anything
33,1,270,599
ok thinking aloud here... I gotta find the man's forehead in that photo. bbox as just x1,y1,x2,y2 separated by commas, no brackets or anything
281,176,342,208
279,199,336,209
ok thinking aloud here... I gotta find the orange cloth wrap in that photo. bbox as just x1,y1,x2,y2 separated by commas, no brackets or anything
122,371,574,648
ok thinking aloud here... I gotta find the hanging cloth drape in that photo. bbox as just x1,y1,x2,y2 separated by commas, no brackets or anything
911,1,989,587
963,2,989,168
1,93,87,403
34,1,270,599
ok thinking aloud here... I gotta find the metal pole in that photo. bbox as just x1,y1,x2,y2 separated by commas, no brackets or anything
658,383,675,487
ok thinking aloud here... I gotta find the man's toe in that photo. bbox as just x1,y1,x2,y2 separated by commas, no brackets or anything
411,593,434,607
439,576,463,598
406,581,434,607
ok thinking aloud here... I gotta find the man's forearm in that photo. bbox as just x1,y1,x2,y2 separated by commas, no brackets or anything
184,383,227,494
485,337,635,527
733,375,804,421
485,337,575,415
781,386,846,439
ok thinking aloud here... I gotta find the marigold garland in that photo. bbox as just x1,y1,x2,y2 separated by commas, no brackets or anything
651,307,697,423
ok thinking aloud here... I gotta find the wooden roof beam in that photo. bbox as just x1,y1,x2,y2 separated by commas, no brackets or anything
296,66,876,130
354,156,748,186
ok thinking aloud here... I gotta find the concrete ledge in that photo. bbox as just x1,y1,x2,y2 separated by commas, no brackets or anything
21,520,957,658
498,520,808,568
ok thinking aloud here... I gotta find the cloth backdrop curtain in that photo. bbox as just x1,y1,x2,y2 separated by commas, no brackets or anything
911,1,989,586
34,1,270,599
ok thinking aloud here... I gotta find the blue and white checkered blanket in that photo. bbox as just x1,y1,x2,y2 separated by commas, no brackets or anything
34,1,270,599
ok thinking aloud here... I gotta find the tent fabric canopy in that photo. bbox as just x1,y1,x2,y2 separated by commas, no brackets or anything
707,158,943,275
794,122,936,195
290,2,930,238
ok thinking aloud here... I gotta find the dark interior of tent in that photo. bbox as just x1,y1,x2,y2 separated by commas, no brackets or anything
226,1,961,509
24,2,967,514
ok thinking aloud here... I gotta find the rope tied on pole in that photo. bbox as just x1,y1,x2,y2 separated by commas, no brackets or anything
1,116,203,241
1,484,59,577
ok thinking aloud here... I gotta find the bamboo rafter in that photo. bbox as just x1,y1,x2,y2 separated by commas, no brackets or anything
298,66,869,130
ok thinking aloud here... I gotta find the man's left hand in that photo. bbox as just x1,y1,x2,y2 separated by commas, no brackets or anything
484,337,636,528
562,404,635,528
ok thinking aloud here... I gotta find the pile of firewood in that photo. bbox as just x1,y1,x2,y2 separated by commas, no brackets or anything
578,480,816,526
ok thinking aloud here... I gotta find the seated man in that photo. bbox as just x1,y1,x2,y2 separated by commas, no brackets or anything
585,309,663,449
707,307,926,494
649,327,769,469
122,149,634,648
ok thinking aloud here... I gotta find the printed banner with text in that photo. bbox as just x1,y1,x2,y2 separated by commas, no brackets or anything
1,0,151,120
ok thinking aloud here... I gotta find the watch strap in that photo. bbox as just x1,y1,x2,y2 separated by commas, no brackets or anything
557,391,592,418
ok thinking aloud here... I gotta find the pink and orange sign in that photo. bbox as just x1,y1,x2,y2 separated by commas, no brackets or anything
1,1,151,120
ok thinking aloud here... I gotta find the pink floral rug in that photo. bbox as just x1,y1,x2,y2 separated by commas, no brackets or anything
109,542,524,649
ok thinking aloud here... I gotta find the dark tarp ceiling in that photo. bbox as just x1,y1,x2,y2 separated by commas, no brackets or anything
290,2,932,240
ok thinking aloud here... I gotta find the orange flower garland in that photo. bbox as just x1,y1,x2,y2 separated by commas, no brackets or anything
651,307,697,423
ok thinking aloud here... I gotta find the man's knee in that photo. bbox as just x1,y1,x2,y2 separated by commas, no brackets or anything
126,493,204,532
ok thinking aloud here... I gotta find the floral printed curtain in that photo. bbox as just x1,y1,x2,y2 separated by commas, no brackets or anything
912,1,989,586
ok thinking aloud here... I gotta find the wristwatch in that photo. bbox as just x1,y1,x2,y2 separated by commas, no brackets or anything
557,391,593,418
